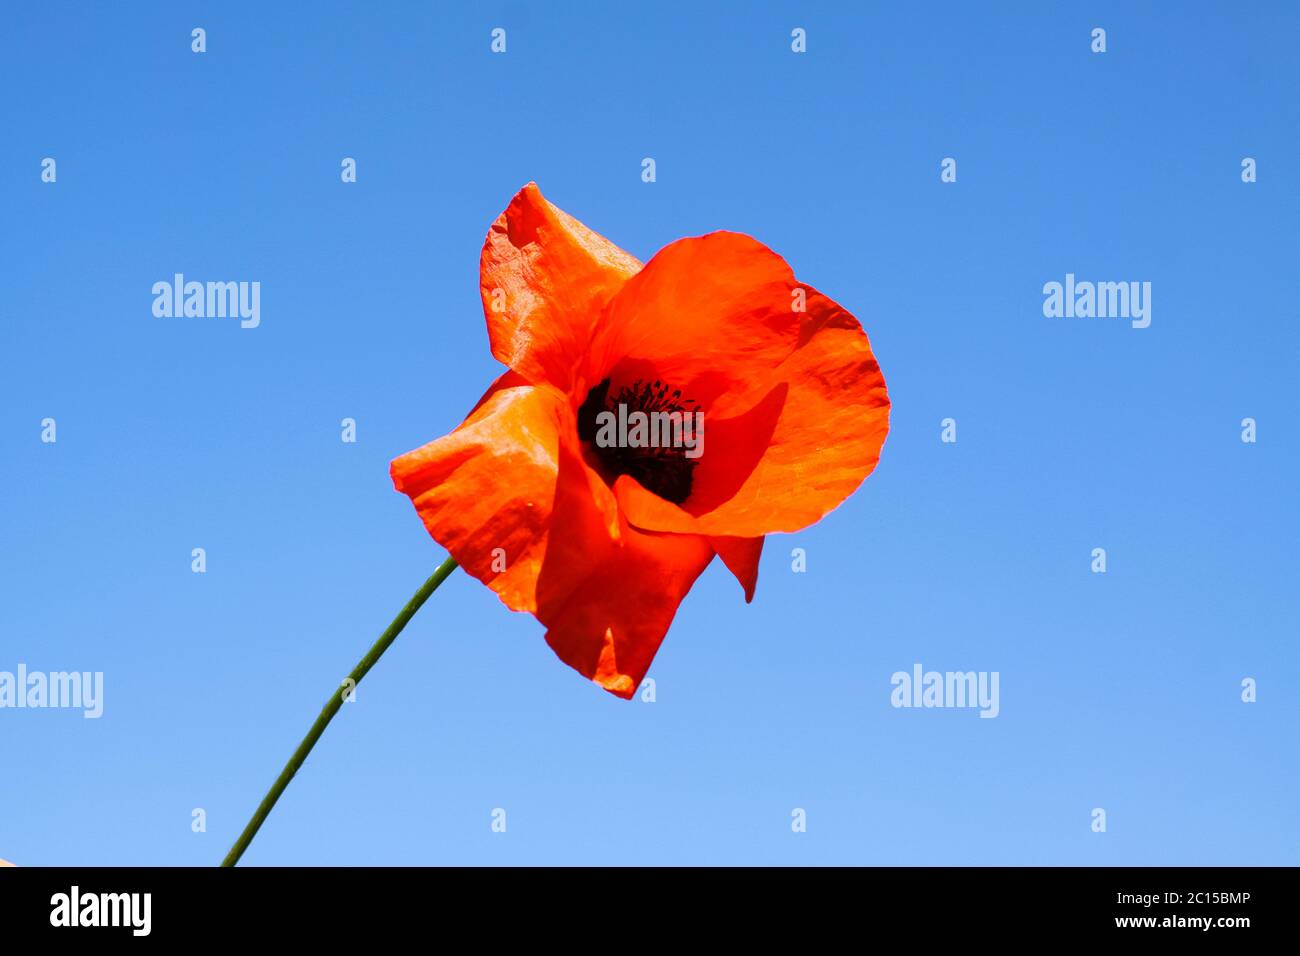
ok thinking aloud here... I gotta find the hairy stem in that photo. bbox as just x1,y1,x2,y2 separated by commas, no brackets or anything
221,556,459,867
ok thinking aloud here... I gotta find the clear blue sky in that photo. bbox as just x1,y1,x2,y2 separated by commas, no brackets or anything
2,1,1296,865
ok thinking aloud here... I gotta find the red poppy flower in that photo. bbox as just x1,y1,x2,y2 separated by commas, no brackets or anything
391,183,889,698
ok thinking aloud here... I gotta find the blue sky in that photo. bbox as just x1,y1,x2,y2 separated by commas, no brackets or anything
1,1,1296,865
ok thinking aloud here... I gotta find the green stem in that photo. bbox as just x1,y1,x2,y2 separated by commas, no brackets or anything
220,556,459,867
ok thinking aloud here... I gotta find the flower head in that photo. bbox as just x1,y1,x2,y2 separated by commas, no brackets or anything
392,184,889,697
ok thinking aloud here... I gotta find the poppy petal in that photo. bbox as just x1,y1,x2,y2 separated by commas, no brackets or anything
591,233,889,537
709,534,764,603
540,524,714,699
481,183,641,391
390,377,618,615
583,232,802,410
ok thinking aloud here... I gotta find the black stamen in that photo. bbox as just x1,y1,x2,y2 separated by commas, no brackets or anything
577,377,701,504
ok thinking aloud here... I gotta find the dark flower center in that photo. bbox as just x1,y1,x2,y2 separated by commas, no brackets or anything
577,377,702,505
